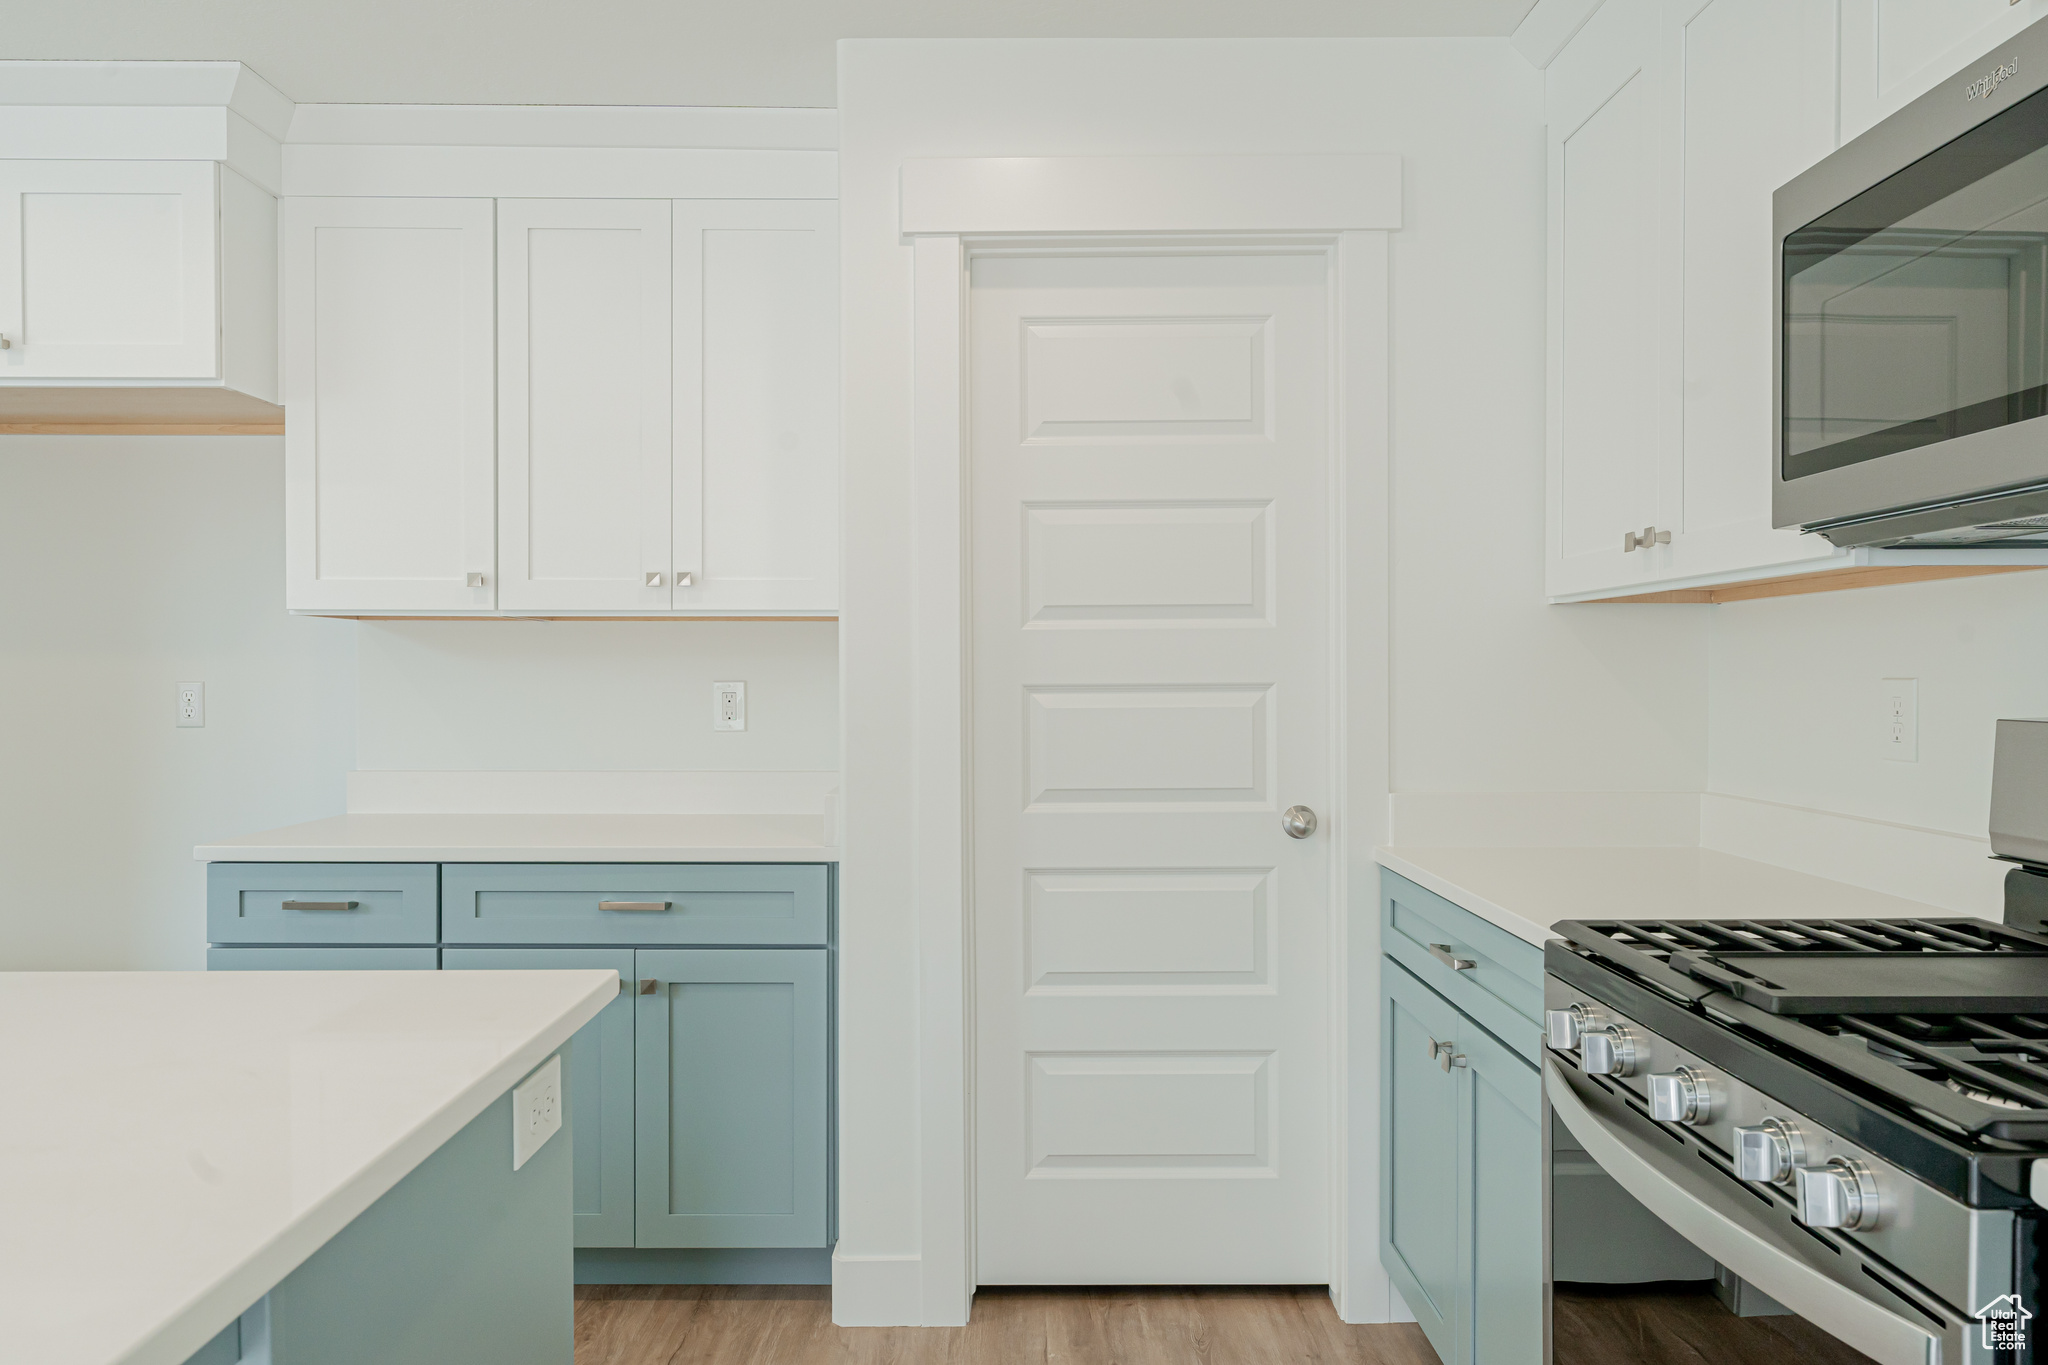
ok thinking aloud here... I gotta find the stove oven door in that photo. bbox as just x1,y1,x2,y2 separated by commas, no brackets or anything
1546,1057,1957,1365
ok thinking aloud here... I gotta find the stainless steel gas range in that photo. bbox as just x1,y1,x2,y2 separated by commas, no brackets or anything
1545,915,2048,1364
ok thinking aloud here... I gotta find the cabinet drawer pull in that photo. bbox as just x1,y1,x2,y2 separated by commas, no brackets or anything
1427,942,1476,971
281,900,357,911
599,900,671,912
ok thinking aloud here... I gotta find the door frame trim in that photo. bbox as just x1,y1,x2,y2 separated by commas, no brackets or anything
904,155,1395,1325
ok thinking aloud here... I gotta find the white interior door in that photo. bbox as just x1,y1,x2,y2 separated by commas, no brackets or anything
672,200,839,613
0,160,218,379
283,197,497,613
972,248,1332,1284
498,199,673,613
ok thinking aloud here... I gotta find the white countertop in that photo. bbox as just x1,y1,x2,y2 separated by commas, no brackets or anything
194,813,839,863
1376,845,1956,950
1,969,616,1365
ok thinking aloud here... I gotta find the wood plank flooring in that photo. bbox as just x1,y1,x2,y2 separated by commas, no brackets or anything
1554,1283,1878,1365
574,1285,1443,1365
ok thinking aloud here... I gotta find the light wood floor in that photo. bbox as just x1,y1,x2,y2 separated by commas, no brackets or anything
1555,1283,1877,1365
574,1285,1443,1365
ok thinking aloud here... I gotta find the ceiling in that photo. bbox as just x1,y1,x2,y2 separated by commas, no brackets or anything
0,0,1540,109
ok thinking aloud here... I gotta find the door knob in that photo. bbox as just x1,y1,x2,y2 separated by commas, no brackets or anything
1281,805,1317,839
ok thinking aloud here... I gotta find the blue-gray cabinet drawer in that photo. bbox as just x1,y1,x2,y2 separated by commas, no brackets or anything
440,864,829,946
1382,868,1543,1061
207,863,439,945
207,946,439,970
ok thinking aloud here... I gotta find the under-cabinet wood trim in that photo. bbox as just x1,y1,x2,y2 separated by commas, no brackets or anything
317,614,836,622
1584,563,2044,604
0,421,284,435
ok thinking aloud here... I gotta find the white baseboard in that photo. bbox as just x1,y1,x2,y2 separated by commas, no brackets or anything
829,1252,925,1326
1388,792,1701,847
1701,793,2006,916
347,770,839,829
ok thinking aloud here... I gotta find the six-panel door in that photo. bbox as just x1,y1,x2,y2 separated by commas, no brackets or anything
633,948,828,1248
0,159,219,378
1382,958,1463,1361
282,197,498,613
443,948,636,1247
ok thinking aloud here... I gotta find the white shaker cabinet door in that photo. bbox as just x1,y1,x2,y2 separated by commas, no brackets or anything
1675,0,1840,574
283,197,497,613
0,160,218,379
1546,0,1677,598
498,199,674,614
672,200,839,613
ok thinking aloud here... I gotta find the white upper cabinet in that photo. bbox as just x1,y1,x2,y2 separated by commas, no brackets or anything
496,199,675,614
1842,0,2048,141
0,160,221,380
1546,0,1675,597
283,197,497,613
1673,0,1840,568
672,201,839,614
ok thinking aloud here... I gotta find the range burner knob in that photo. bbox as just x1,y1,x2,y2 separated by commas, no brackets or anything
1796,1158,1882,1232
1732,1118,1806,1185
1647,1067,1717,1124
1545,1004,1597,1051
1578,1026,1638,1077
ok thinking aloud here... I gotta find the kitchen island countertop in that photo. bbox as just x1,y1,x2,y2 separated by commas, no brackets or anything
1,968,615,1365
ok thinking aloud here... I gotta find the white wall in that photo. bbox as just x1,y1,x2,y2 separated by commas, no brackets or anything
0,437,356,969
353,620,837,772
1706,571,2048,910
837,34,1710,1326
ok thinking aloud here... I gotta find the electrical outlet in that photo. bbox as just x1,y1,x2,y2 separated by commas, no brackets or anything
175,682,205,728
714,680,746,731
1880,678,1918,762
511,1053,563,1171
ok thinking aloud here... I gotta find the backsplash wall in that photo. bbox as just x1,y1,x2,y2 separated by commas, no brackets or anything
353,619,839,773
1706,569,2048,907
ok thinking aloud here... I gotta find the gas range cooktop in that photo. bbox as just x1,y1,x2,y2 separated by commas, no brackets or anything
1552,916,2048,1151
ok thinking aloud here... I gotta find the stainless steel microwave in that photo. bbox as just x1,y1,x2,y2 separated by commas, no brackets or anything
1775,16,2048,548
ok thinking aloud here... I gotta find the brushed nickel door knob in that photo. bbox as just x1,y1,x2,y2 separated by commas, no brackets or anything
1282,806,1317,839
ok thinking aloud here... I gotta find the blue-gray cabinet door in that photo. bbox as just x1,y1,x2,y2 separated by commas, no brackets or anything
1382,958,1462,1362
206,946,439,970
633,947,828,1249
443,947,635,1249
1455,1005,1542,1365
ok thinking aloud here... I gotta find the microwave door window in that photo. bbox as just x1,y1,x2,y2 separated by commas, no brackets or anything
1784,85,2048,479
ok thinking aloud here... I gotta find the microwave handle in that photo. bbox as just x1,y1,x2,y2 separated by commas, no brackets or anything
1545,1059,1943,1365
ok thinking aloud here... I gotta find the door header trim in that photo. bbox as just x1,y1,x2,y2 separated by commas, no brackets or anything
899,154,1403,238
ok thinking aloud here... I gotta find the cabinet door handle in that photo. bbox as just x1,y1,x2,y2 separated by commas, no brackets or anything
281,900,357,911
639,978,660,995
645,572,665,588
1623,526,1673,553
466,571,486,588
1427,942,1476,971
1446,1052,1467,1072
677,571,695,587
0,334,12,349
599,900,670,912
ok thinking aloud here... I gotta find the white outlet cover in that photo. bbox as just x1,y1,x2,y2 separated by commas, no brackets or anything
511,1053,563,1170
713,680,746,732
175,681,205,728
1880,677,1918,763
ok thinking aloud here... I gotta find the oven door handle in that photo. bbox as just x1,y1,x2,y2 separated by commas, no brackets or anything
1545,1058,1943,1365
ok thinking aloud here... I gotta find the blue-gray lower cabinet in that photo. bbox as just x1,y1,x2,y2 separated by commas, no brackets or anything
207,946,439,970
634,947,829,1249
1381,866,1543,1365
443,948,636,1249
